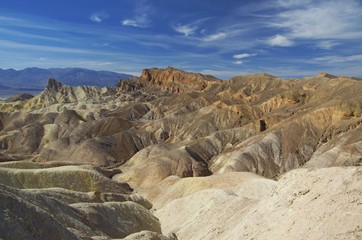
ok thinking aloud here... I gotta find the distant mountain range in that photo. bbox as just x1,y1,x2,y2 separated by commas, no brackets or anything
0,67,133,98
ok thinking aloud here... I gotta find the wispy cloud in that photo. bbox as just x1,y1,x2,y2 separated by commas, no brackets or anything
202,32,226,41
275,0,313,8
0,27,68,43
314,54,362,63
0,39,119,56
90,11,109,23
74,60,113,66
271,0,362,40
316,40,340,50
237,0,314,13
122,14,149,28
233,53,256,59
173,24,197,36
0,14,60,31
122,0,152,28
172,17,212,37
232,53,256,64
267,34,293,47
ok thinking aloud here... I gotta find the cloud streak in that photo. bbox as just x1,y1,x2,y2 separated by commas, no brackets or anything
202,32,226,41
173,24,197,36
232,53,257,65
122,0,152,28
90,11,109,23
233,53,256,59
0,39,119,56
271,0,362,40
314,54,362,63
267,34,293,47
275,0,313,8
316,41,340,50
122,14,149,28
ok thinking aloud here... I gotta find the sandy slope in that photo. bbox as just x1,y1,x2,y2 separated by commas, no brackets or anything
155,167,362,240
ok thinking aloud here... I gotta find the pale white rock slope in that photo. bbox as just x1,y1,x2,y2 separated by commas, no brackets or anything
155,167,362,240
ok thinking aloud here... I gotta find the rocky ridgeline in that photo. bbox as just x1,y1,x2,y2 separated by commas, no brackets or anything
0,67,361,239
140,66,222,93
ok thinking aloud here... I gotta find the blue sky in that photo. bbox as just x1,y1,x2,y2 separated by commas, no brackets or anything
0,0,362,79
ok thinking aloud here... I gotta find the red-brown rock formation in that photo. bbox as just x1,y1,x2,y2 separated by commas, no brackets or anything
140,66,222,93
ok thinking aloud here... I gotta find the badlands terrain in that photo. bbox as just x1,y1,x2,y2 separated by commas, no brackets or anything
0,66,361,239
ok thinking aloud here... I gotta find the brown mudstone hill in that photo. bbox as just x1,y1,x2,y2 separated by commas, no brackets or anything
0,67,361,239
140,66,222,93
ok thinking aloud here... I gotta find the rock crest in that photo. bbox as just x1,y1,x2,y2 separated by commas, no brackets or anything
140,66,222,93
47,78,64,91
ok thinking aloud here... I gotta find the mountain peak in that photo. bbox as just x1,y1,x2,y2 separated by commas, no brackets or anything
258,72,276,78
317,72,337,79
140,67,222,93
166,66,175,71
46,78,63,91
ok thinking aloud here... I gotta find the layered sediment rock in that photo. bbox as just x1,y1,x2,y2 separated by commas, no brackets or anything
0,67,361,239
0,184,165,239
140,66,222,93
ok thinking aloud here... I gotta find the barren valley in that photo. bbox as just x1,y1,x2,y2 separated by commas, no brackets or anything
0,67,361,240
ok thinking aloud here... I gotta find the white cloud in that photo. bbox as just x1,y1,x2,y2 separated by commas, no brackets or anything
272,0,362,39
275,0,313,8
90,11,108,23
93,62,113,66
234,60,243,65
267,34,293,46
122,14,149,28
316,40,340,50
202,32,226,42
122,71,140,76
233,53,256,59
122,1,152,28
90,15,102,23
314,54,362,63
173,17,212,37
174,24,197,36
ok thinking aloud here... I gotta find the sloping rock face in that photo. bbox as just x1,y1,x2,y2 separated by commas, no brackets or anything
0,67,361,239
0,165,132,193
155,167,362,240
0,165,171,239
144,172,275,209
5,93,34,102
0,184,164,240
